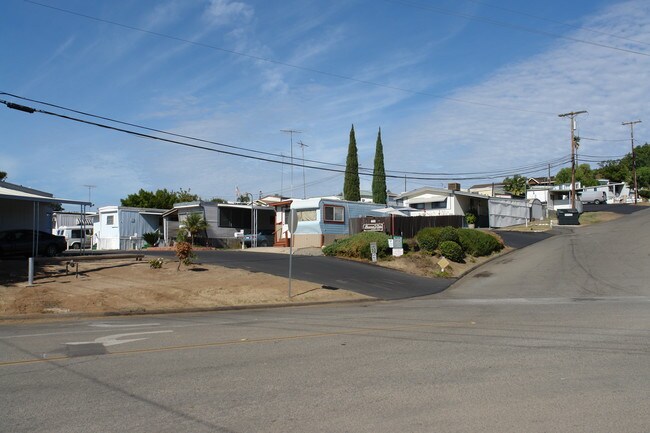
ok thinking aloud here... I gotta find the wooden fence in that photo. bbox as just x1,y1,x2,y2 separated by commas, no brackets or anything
350,215,465,238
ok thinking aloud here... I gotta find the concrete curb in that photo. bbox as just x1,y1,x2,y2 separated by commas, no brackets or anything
0,297,380,323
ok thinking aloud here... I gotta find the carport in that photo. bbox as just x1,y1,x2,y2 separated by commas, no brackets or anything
0,182,91,257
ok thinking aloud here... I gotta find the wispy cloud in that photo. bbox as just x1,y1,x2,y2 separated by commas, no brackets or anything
203,0,254,27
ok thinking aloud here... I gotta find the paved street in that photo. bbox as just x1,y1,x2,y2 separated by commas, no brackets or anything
1,208,649,433
145,250,453,300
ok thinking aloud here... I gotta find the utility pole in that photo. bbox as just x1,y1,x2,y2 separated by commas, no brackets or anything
622,120,641,205
297,140,309,199
558,110,587,208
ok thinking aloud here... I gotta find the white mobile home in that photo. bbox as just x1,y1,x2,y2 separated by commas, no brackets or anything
95,206,166,250
395,186,490,227
288,197,385,248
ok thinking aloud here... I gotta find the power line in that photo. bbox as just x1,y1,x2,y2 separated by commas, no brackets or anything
384,0,650,57
2,95,621,185
1,92,575,180
21,0,556,116
459,0,650,48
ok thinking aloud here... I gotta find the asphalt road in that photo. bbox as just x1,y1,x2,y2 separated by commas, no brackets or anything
143,229,553,300
1,208,648,432
146,250,453,300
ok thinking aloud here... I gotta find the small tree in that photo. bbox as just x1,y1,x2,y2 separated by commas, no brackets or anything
343,125,361,201
503,174,527,197
372,127,387,204
182,213,208,246
175,241,194,271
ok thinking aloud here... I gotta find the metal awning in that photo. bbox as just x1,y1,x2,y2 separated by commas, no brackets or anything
408,196,448,204
0,185,91,206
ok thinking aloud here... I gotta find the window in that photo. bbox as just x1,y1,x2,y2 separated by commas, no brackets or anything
297,210,317,222
106,215,114,225
410,203,425,210
323,205,344,223
431,198,448,209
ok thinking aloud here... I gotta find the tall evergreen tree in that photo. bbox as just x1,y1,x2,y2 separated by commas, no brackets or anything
343,125,361,201
372,127,387,204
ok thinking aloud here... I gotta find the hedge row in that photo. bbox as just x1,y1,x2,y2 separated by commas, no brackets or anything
416,226,503,262
322,232,390,260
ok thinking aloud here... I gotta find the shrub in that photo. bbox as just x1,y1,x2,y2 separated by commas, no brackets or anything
142,232,160,247
149,258,164,269
439,226,459,244
465,213,477,225
457,229,504,257
323,232,390,260
416,227,442,253
403,238,419,253
175,241,195,270
639,189,650,200
439,240,464,262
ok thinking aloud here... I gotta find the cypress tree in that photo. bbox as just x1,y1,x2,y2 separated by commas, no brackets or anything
343,124,361,201
372,127,387,204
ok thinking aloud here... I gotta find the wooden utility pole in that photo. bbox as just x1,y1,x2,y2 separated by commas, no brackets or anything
622,120,641,205
559,110,587,208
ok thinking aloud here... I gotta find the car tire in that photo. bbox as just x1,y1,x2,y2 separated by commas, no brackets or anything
260,240,268,247
594,199,601,205
44,244,58,257
71,243,80,249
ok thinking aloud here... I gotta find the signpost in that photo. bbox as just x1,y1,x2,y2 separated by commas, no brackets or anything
370,242,378,262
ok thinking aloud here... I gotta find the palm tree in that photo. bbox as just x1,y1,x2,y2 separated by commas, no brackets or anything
182,213,209,246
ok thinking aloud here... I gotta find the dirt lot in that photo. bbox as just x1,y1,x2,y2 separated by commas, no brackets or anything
0,257,370,318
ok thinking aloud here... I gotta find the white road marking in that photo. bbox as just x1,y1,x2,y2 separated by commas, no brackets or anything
89,322,161,328
66,330,173,347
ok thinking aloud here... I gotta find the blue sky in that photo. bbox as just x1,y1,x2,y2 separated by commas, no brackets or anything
2,0,649,208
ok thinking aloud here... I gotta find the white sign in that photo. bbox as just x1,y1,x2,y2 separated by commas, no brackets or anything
363,223,384,232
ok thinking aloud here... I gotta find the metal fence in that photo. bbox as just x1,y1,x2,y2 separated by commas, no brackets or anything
350,215,465,238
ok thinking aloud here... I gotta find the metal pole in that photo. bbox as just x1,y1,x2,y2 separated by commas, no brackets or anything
28,257,34,286
622,120,641,205
288,210,293,299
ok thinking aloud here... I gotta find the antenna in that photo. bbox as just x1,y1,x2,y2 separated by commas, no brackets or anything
297,140,309,199
82,184,96,207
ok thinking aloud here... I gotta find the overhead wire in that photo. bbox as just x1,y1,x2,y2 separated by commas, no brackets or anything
383,0,650,57
459,0,650,48
1,92,577,180
21,0,557,116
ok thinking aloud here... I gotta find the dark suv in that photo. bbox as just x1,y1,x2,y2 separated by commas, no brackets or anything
0,229,67,257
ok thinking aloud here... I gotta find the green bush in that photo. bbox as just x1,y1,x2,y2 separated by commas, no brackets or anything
439,240,464,262
142,232,160,247
639,189,650,200
439,226,459,244
457,229,504,257
416,227,443,253
323,232,390,260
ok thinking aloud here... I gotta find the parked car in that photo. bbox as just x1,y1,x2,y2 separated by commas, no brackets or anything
0,229,67,257
55,226,93,249
243,229,274,247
